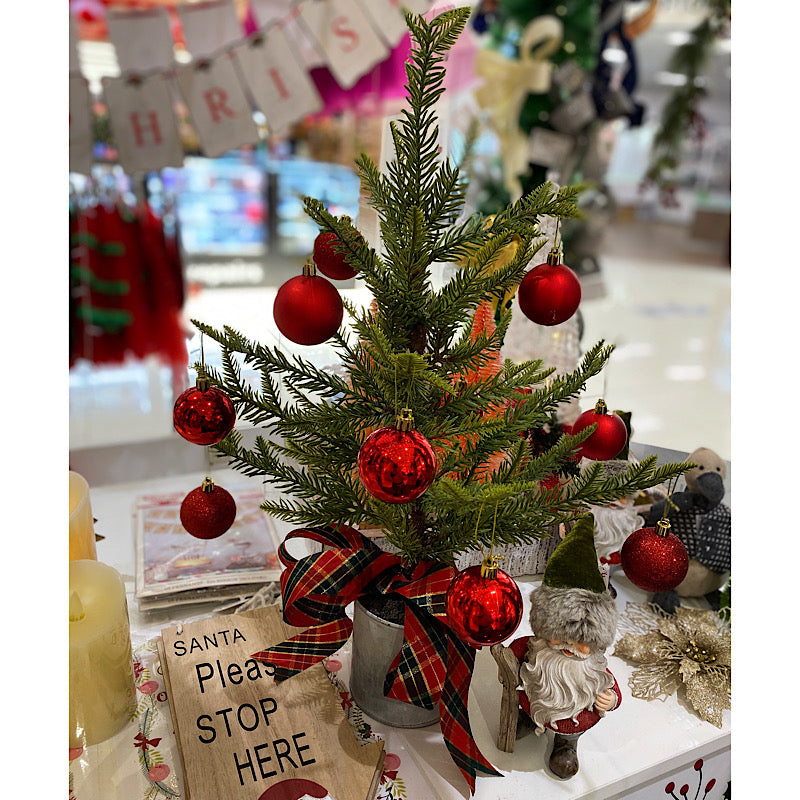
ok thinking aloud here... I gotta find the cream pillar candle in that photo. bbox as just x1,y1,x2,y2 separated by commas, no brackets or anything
69,560,135,747
69,471,97,561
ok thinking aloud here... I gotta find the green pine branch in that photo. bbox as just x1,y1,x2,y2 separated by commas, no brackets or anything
195,9,691,565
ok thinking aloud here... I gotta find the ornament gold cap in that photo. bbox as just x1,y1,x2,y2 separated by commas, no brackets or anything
302,260,316,277
594,398,608,414
396,407,415,432
656,518,672,537
546,244,563,266
201,476,216,493
196,372,211,391
480,553,503,579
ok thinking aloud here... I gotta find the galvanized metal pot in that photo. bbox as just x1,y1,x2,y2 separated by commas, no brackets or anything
349,598,439,728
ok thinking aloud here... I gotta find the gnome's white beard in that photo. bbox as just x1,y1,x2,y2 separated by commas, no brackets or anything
590,503,643,560
519,637,613,734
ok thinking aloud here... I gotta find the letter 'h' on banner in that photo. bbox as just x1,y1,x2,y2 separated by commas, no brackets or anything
102,73,184,174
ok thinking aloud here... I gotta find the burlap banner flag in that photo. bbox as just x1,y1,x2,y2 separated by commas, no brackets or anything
175,54,260,158
69,13,81,75
69,75,94,176
296,0,389,89
232,25,323,134
177,0,243,60
250,0,325,68
102,73,184,174
107,7,175,75
356,0,432,48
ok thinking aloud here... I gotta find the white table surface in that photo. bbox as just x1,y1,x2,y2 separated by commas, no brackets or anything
85,458,731,800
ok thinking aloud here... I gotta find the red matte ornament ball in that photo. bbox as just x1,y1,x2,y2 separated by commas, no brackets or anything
173,385,236,446
571,400,628,461
357,425,436,504
621,523,689,593
517,256,581,326
313,231,359,280
446,564,523,648
273,269,343,345
180,480,237,540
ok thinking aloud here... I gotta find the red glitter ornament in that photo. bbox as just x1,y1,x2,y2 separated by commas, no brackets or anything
313,230,359,280
446,556,523,648
173,377,236,446
357,409,436,504
621,519,689,592
517,246,581,326
273,262,344,345
180,477,237,540
571,399,628,461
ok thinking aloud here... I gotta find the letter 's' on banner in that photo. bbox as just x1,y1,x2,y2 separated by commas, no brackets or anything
296,0,389,89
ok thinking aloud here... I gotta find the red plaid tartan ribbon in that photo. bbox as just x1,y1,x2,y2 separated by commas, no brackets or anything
250,525,501,793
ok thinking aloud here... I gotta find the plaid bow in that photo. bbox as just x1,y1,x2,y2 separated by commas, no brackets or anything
250,525,501,793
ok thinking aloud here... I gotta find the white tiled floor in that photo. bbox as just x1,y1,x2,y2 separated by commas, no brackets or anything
579,219,730,460
68,217,731,470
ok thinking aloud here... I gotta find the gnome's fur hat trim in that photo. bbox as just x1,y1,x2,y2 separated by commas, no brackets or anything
529,512,618,651
529,584,618,652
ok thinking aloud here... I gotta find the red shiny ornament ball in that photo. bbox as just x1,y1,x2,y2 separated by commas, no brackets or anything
273,273,343,345
180,482,237,539
357,425,436,504
571,404,628,461
313,231,359,280
173,385,236,445
621,525,689,593
446,565,523,648
517,260,581,326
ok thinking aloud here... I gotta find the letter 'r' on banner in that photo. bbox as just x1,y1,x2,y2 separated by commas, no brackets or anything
102,74,184,174
175,55,260,158
296,0,389,89
231,26,323,134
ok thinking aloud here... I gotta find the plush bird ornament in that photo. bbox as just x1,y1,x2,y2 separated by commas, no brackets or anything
644,447,730,613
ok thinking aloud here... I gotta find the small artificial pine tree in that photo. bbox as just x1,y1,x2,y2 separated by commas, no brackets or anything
195,8,688,572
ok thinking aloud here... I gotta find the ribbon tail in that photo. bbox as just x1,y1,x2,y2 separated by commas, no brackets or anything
439,635,502,793
251,617,353,680
384,603,448,709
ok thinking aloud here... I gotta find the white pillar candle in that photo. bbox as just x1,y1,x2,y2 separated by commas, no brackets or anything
69,471,97,561
69,560,135,747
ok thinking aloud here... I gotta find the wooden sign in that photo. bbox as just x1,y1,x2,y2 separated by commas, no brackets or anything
159,606,384,800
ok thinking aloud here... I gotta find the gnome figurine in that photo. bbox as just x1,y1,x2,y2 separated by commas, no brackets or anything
491,513,621,780
644,447,730,613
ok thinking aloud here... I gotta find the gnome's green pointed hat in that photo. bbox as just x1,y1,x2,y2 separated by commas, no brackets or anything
530,512,618,651
543,512,607,593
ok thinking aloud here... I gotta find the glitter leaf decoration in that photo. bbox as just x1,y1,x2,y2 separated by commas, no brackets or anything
613,602,731,727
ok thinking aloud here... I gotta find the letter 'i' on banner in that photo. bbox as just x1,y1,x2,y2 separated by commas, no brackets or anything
296,0,389,89
102,74,184,174
354,0,432,48
69,75,94,176
175,55,260,159
177,0,243,60
231,25,322,134
106,7,176,75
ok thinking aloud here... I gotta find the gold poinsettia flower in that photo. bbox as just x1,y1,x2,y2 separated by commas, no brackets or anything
613,602,731,727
